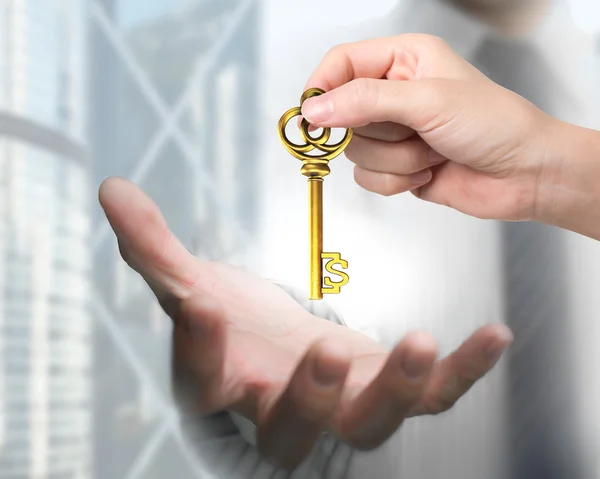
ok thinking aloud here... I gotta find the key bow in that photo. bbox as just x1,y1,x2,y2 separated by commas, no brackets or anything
277,88,353,179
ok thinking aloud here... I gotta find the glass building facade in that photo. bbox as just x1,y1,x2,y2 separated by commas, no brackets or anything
89,0,261,477
0,1,91,478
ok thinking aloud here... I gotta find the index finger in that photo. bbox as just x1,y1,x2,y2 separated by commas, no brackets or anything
303,34,443,92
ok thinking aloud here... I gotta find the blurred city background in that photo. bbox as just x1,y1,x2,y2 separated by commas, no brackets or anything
1,0,600,478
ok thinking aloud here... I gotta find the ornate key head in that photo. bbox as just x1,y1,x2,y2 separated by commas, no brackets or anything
278,88,353,179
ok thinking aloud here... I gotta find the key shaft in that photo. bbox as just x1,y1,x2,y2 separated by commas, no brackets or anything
308,178,324,300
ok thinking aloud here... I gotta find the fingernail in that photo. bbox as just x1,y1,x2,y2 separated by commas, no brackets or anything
428,150,446,165
302,96,334,123
486,326,514,362
409,169,432,185
401,352,429,381
313,359,343,386
485,338,511,363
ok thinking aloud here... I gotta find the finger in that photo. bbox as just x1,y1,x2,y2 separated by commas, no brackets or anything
354,165,433,197
346,136,445,175
303,34,464,92
98,177,202,303
171,296,234,417
296,116,319,132
353,122,415,142
257,340,351,469
339,332,437,450
301,77,464,134
411,324,513,416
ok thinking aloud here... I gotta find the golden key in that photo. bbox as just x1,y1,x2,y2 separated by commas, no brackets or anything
278,88,352,300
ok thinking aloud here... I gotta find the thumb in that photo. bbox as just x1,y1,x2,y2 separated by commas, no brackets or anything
301,78,460,133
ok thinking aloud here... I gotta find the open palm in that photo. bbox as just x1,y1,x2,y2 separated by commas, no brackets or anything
99,177,513,469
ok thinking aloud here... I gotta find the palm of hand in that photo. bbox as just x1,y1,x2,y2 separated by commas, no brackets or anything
100,177,512,468
182,261,389,419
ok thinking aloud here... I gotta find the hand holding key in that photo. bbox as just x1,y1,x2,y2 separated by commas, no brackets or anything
278,88,352,300
300,34,557,224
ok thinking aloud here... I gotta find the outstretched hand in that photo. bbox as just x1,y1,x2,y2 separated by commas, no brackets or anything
99,177,513,469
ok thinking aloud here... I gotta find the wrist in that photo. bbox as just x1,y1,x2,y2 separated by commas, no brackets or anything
533,119,600,240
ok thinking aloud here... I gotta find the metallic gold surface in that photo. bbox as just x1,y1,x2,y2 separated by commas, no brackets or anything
309,179,323,299
277,88,352,299
277,88,353,165
322,253,350,294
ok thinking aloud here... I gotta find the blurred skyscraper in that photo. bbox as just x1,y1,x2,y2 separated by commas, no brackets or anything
89,0,261,477
0,0,92,478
